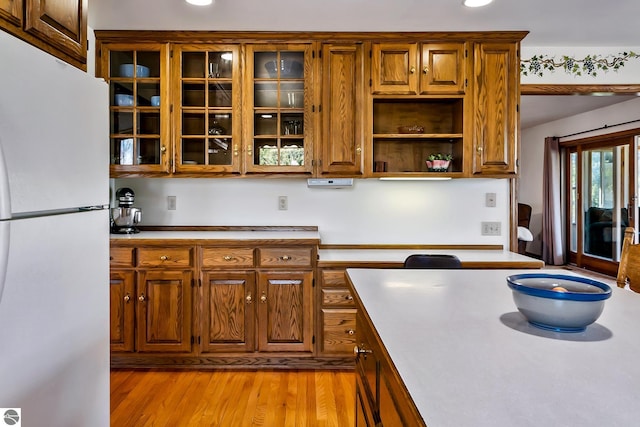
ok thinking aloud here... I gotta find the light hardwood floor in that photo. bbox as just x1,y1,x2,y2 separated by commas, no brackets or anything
111,369,355,427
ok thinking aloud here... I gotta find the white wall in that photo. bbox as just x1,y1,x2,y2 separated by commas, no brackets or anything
520,97,640,256
112,177,511,245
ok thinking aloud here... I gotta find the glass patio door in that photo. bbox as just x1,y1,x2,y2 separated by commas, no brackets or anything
567,134,638,275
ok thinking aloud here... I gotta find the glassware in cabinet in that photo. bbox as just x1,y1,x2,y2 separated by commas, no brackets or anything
175,46,240,173
246,45,313,173
106,46,169,174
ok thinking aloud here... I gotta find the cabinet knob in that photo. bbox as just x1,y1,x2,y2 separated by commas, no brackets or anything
223,255,233,261
354,345,372,356
160,255,170,261
345,294,353,301
356,146,361,154
246,293,253,304
138,294,146,302
346,329,355,336
233,145,239,156
161,146,167,153
124,294,131,303
477,146,484,153
280,255,291,261
260,293,267,303
247,145,253,156
423,66,429,74
410,66,416,74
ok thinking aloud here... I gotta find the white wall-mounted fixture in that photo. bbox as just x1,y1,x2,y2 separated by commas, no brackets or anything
463,0,493,7
186,0,213,6
307,178,353,189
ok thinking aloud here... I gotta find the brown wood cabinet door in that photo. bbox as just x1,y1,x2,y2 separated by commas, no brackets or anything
200,271,255,353
0,0,22,28
110,270,135,352
420,43,467,94
319,43,364,176
136,270,193,353
24,0,87,64
257,271,313,352
472,42,519,176
371,43,418,94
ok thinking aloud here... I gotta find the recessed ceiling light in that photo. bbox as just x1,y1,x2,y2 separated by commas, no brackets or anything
463,0,493,7
186,0,213,5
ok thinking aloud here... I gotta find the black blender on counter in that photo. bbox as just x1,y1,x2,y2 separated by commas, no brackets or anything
110,187,142,234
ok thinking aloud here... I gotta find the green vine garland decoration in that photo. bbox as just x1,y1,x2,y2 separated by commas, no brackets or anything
520,51,639,77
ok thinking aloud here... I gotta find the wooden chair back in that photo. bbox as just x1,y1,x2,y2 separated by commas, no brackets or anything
617,227,640,292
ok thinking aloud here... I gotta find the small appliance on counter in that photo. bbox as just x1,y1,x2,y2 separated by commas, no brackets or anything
110,187,142,234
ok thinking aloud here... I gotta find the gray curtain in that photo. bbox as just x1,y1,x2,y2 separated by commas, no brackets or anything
542,136,564,265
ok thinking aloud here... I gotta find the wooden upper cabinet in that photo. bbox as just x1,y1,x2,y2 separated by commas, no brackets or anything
0,0,22,29
0,0,86,69
319,43,365,176
371,43,418,94
24,0,87,64
472,42,519,176
420,43,466,94
372,42,466,95
173,44,242,174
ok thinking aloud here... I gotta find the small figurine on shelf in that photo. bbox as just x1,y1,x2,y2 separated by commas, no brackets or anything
426,153,453,172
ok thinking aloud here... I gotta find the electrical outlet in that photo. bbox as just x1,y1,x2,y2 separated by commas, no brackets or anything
278,195,288,210
167,196,177,210
481,221,501,236
486,192,497,207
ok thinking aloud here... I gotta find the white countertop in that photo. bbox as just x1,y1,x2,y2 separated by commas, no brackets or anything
319,249,540,264
110,230,321,241
347,268,640,427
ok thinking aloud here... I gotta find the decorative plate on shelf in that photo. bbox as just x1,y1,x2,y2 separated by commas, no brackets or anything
398,125,424,134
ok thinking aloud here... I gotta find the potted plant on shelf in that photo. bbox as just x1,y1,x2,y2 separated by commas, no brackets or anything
426,153,453,172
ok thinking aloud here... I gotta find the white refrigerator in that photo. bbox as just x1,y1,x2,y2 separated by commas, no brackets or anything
0,31,110,426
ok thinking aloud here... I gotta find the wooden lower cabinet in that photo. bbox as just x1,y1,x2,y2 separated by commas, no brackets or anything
109,270,135,352
354,310,426,427
136,269,193,353
257,270,313,352
110,240,319,368
200,270,255,353
318,268,357,357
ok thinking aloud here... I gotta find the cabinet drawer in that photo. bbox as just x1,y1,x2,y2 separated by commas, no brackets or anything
201,247,255,268
110,247,135,267
321,269,347,287
322,288,355,307
137,247,193,268
257,247,313,268
322,309,357,354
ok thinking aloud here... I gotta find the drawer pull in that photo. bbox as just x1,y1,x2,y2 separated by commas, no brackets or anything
123,294,131,303
354,345,372,356
346,329,355,336
138,294,146,302
160,255,170,261
246,293,253,304
223,255,233,261
280,255,291,261
345,295,353,301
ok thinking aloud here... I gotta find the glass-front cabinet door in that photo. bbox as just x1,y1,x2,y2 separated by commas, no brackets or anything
244,44,314,174
103,43,170,175
173,45,241,173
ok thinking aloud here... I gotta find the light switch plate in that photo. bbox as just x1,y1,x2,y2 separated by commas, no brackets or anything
481,221,501,236
486,192,497,207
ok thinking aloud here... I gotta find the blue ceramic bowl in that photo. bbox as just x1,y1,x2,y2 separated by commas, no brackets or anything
119,64,150,78
507,273,612,332
114,94,134,106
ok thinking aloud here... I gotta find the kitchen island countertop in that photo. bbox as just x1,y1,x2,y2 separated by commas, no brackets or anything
109,230,321,243
347,268,640,427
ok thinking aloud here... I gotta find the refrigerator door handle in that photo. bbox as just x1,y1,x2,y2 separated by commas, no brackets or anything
0,221,9,302
0,140,12,220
